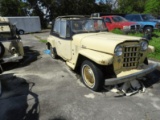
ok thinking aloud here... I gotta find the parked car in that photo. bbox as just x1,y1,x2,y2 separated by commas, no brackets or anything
101,15,141,33
46,15,157,91
125,14,160,33
0,17,24,73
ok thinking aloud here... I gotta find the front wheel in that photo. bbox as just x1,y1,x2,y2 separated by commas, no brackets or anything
81,60,104,91
143,26,153,34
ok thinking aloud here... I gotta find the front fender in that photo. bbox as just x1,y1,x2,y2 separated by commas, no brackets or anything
147,45,155,53
79,49,113,65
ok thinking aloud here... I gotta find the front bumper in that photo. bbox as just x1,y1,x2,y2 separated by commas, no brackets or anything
2,55,23,63
105,63,157,85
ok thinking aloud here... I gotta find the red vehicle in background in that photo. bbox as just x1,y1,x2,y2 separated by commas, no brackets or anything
101,15,141,33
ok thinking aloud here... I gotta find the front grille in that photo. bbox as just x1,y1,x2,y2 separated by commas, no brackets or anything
136,25,140,30
130,25,141,30
130,25,135,30
123,46,140,68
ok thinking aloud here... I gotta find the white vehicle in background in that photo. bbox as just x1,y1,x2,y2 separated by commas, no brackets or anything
0,17,24,73
4,16,41,34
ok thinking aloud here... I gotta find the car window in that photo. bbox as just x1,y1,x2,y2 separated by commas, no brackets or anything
125,15,132,20
132,15,141,21
0,23,13,41
53,19,60,34
66,23,71,38
60,20,66,38
142,14,155,21
112,16,127,22
104,18,111,23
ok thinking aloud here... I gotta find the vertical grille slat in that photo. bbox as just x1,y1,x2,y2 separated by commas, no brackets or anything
123,46,140,68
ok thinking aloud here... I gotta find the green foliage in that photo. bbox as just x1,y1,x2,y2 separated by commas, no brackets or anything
144,0,160,16
0,0,27,16
111,29,124,34
39,0,112,20
117,0,147,13
148,32,160,61
39,39,47,43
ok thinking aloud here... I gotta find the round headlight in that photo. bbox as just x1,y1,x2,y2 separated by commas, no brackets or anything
141,41,148,51
115,46,123,56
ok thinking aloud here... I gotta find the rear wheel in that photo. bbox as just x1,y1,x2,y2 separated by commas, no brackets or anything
50,47,58,59
0,42,5,58
18,30,25,35
81,60,104,91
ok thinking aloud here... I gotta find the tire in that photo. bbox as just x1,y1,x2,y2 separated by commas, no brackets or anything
81,60,104,91
18,30,25,35
0,42,5,58
50,47,58,59
0,64,3,74
143,26,153,34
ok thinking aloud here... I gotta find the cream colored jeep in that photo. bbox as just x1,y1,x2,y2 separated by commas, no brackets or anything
0,17,24,72
47,15,157,91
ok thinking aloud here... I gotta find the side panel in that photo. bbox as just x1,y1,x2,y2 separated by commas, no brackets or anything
47,35,72,60
56,39,72,60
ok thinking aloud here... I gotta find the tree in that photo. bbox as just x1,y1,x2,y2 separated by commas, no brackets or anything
0,0,27,16
117,0,147,13
145,0,160,16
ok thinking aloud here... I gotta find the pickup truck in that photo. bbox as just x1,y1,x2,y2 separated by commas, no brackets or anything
101,15,141,33
125,14,160,33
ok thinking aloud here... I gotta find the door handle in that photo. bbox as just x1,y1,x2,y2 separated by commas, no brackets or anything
58,41,61,44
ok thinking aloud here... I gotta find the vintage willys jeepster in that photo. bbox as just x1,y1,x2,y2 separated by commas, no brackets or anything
0,17,24,72
46,15,157,91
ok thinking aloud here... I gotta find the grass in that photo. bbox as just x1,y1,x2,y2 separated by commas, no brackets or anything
39,39,47,43
111,29,160,61
34,35,47,43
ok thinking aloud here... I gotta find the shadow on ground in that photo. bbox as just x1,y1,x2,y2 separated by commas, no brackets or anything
1,46,41,72
0,73,39,120
143,70,160,88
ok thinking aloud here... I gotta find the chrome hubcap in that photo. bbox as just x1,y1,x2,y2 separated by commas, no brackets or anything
83,65,95,88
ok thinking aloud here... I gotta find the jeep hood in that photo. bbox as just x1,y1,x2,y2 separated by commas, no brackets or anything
73,32,142,54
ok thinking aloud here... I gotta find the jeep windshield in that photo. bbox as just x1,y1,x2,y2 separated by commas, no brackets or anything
71,19,107,33
0,23,14,41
